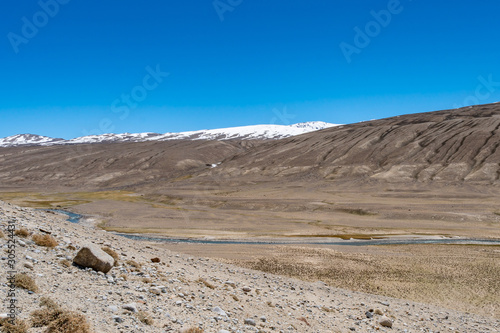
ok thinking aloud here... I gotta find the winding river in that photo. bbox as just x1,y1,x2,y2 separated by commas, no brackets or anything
50,209,500,246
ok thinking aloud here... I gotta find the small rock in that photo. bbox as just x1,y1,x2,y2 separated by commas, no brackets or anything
379,316,393,328
212,306,226,316
374,308,384,315
244,318,256,326
23,262,34,269
150,287,161,295
151,257,161,263
122,303,138,313
260,316,267,322
18,240,26,247
112,315,124,323
0,314,8,319
224,281,236,288
365,311,373,319
242,286,251,292
108,305,119,312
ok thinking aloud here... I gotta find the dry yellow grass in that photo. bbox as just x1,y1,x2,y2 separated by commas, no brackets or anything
136,311,154,326
183,328,203,333
59,259,72,268
126,259,141,270
14,228,29,238
14,273,38,293
31,297,92,333
0,318,29,333
240,244,500,317
197,278,215,289
32,234,58,248
101,247,119,266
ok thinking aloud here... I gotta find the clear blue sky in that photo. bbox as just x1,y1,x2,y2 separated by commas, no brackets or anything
1,0,499,139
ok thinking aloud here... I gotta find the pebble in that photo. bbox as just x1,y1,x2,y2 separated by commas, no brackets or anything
122,303,138,313
379,316,393,328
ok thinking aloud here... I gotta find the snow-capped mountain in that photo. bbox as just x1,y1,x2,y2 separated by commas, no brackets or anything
0,122,340,147
0,134,65,147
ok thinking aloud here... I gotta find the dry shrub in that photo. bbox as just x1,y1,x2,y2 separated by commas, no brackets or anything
0,318,29,333
14,273,38,292
298,317,310,326
126,259,141,270
101,247,119,266
30,297,92,333
31,308,64,327
45,311,91,333
32,234,58,248
14,228,29,238
241,245,500,317
136,311,153,326
59,259,71,268
183,328,203,333
197,278,215,289
40,297,59,310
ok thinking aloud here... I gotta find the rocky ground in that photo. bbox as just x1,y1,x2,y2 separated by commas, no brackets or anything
0,200,499,333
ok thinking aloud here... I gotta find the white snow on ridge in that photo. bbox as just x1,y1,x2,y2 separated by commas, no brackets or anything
0,122,340,147
154,122,339,141
67,132,161,144
0,134,65,147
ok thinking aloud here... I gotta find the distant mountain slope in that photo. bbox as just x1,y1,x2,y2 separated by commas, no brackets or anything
209,103,500,183
0,121,339,147
0,134,65,147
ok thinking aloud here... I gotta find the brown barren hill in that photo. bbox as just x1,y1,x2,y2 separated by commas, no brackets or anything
1,103,499,189
208,102,500,183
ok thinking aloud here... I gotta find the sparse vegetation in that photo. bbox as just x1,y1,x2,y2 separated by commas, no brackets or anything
31,297,92,333
14,273,38,292
0,318,29,333
59,259,72,268
241,244,500,317
45,310,91,333
0,229,4,239
32,234,58,248
14,228,30,238
335,208,375,216
182,328,203,333
126,259,141,270
101,246,119,266
197,278,215,289
136,311,154,326
298,317,310,326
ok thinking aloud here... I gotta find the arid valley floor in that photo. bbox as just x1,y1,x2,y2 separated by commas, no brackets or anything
1,104,500,331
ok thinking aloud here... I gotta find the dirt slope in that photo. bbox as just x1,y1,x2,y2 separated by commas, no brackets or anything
210,103,500,183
